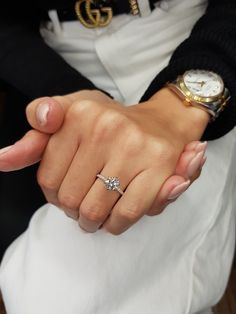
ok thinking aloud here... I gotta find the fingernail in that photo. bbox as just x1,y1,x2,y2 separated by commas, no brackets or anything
187,151,205,178
201,156,207,168
36,103,50,126
167,180,191,200
62,208,79,220
195,141,207,153
0,145,13,156
79,216,99,233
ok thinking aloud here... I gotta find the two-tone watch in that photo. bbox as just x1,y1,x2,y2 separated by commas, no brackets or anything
167,69,231,121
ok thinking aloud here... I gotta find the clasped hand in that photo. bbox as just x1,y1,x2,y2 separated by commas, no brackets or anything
0,90,207,234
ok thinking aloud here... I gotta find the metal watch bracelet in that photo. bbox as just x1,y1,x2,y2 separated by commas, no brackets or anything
167,81,231,121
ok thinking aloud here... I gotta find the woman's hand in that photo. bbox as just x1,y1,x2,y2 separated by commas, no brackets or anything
34,90,208,234
0,90,113,171
0,89,208,234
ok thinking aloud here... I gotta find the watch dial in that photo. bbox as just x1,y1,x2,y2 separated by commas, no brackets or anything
183,70,224,97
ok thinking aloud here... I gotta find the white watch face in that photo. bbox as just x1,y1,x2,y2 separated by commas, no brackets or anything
183,70,224,98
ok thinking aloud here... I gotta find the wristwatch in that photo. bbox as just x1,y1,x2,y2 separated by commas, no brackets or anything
167,69,231,121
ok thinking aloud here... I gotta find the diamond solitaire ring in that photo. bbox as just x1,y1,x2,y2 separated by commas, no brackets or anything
96,174,124,195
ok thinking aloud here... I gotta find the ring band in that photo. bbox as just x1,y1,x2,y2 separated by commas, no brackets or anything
96,174,124,195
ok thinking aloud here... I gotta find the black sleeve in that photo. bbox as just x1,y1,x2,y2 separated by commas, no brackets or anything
0,4,100,100
140,0,236,140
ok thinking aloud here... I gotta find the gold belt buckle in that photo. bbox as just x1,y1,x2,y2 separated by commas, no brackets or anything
75,0,113,28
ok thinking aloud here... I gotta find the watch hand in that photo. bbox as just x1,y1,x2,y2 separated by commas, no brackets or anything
186,81,206,86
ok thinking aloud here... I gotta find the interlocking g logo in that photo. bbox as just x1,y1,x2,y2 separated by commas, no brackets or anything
75,0,113,28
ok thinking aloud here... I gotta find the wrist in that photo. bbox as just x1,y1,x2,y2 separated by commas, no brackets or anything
143,87,209,142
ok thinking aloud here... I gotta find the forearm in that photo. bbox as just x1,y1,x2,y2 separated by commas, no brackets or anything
140,0,236,140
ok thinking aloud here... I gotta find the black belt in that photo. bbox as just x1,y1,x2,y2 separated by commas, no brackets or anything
47,0,158,28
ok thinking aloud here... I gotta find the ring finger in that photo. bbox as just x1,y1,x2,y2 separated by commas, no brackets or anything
102,168,169,235
78,158,143,233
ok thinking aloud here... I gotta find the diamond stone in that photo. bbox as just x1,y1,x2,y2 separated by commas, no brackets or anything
104,177,120,191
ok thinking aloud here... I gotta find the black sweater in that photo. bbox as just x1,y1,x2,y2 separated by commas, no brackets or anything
0,0,236,140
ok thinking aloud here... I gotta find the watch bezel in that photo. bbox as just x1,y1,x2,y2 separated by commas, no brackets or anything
166,70,231,121
179,70,224,102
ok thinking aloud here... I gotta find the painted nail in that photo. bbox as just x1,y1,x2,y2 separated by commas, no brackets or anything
187,151,205,178
0,145,13,156
167,180,191,200
186,141,199,151
79,216,99,233
195,141,207,153
64,209,79,221
200,156,207,168
36,103,50,126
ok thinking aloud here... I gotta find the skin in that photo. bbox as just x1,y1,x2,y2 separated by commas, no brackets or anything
0,88,209,234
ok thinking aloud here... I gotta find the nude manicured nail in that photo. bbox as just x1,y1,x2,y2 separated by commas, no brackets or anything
79,217,99,233
195,141,207,153
201,156,207,168
0,145,13,156
36,103,50,126
167,180,191,200
187,151,205,178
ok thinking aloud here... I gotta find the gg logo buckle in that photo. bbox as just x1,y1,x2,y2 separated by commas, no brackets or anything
75,0,113,28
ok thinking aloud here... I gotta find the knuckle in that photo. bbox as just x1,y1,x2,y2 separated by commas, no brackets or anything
80,203,107,223
37,172,58,191
152,140,177,164
122,127,146,156
66,100,97,121
58,193,79,211
98,110,128,130
118,206,143,222
91,110,128,142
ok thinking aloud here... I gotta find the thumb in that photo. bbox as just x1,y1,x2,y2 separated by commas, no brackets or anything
26,91,114,134
0,130,50,172
26,97,67,134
